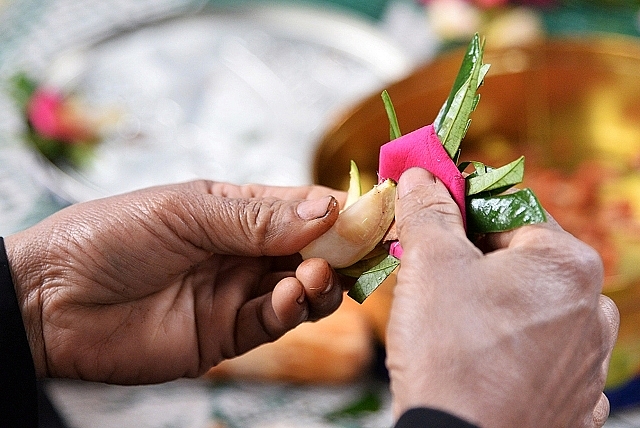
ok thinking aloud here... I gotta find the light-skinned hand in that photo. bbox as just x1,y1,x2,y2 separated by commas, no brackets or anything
386,167,619,428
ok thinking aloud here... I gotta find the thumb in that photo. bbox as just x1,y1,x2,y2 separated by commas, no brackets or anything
198,194,339,256
395,168,469,259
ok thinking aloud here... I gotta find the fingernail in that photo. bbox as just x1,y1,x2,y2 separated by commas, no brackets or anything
297,196,336,220
297,288,306,305
296,292,308,323
398,168,435,198
320,281,333,295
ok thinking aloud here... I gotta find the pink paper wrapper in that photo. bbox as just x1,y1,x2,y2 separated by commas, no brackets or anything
379,124,467,258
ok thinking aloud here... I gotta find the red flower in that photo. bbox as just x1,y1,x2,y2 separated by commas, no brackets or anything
27,88,97,144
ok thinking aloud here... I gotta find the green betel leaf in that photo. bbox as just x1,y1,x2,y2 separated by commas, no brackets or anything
337,247,389,278
458,161,487,175
467,188,547,234
436,76,473,157
434,34,490,159
466,156,525,196
438,68,488,158
435,34,483,127
382,90,402,140
348,254,400,304
438,69,485,158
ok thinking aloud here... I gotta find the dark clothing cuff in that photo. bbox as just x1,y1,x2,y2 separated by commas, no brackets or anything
395,407,480,428
0,237,38,427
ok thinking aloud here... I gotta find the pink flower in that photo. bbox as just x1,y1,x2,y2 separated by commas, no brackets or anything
27,88,97,144
27,89,62,139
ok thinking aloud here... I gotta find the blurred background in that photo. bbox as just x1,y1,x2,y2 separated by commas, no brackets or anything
2,0,640,427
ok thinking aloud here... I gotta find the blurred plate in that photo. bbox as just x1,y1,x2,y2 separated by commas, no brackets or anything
1,1,411,202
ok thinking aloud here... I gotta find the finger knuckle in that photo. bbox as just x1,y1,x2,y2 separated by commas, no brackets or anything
238,198,281,252
521,228,604,292
399,192,462,234
182,179,218,194
421,190,461,219
563,243,603,290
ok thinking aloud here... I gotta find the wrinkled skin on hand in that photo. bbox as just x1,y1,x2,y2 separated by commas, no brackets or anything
5,180,347,384
386,168,619,428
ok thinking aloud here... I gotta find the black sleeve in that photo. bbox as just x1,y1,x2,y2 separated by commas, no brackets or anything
0,237,38,427
395,408,480,428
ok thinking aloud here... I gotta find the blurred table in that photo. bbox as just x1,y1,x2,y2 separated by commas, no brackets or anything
44,378,394,428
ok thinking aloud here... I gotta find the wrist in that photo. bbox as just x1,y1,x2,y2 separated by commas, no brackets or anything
4,232,47,378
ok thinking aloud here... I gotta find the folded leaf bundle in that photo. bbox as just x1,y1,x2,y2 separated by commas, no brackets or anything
305,33,546,303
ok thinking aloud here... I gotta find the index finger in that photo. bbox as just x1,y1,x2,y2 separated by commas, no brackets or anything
129,180,348,218
177,180,346,203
